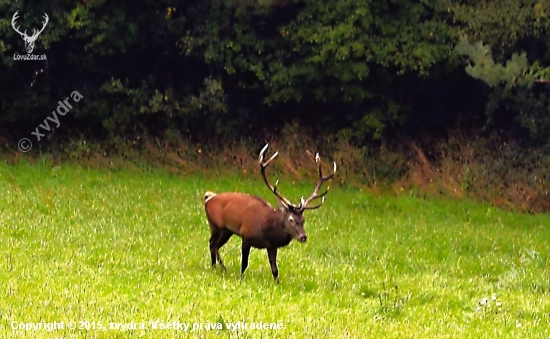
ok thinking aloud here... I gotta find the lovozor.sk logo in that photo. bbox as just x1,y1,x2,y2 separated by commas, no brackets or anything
12,11,48,60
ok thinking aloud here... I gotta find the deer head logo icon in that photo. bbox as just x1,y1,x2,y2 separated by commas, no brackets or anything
11,11,49,54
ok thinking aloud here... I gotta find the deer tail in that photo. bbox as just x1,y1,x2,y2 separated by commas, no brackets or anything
204,191,217,204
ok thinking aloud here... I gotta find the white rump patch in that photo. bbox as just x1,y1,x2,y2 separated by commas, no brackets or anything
204,191,217,204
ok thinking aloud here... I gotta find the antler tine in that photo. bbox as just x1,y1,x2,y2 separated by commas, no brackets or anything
315,153,322,177
302,196,326,210
258,144,296,208
259,143,279,166
11,11,25,36
259,143,269,162
301,153,336,210
32,13,49,38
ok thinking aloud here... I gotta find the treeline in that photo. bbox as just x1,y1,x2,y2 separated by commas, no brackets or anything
1,0,549,145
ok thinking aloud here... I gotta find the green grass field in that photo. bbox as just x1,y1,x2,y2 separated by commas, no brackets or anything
0,160,548,338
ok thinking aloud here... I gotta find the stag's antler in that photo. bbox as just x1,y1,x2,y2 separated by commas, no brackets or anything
11,11,26,37
300,152,337,210
11,11,49,41
31,13,49,40
259,144,298,208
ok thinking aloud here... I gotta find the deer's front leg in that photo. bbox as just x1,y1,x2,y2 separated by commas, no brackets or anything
240,241,252,279
267,247,279,283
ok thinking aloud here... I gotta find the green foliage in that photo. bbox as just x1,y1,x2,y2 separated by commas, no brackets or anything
447,1,550,141
455,36,550,88
1,0,549,144
485,85,550,141
446,0,550,58
179,0,456,140
455,36,550,140
263,0,452,138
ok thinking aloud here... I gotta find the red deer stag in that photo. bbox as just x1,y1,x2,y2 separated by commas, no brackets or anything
203,144,336,282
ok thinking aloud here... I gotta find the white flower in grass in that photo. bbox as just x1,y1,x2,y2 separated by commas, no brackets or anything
516,323,522,328
491,295,497,300
496,302,502,307
479,297,488,306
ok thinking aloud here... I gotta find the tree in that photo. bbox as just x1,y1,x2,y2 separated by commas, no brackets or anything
455,37,550,141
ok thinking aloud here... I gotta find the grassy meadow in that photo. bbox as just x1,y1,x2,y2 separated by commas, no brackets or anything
0,160,549,338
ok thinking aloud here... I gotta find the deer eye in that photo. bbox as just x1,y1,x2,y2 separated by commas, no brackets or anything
288,216,294,223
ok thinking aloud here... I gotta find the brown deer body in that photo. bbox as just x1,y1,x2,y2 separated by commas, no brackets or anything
204,144,335,282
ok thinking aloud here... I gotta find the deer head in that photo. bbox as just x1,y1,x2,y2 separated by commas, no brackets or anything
259,144,336,242
12,11,49,54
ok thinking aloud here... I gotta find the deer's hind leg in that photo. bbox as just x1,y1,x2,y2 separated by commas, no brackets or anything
209,223,233,270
